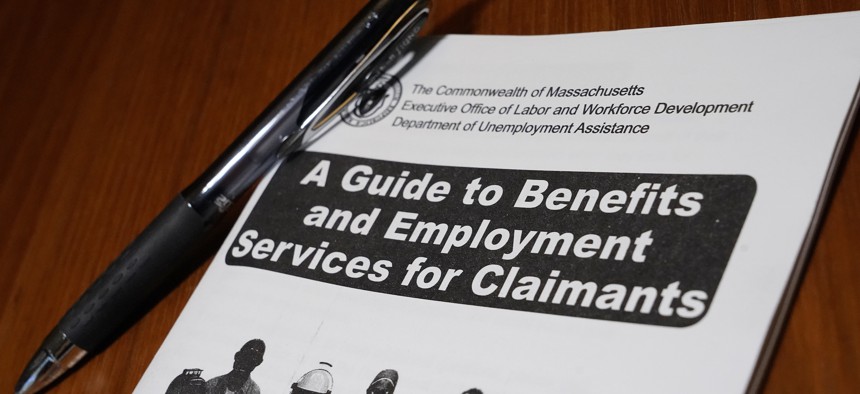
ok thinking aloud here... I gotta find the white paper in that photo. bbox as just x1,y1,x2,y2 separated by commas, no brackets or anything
136,12,860,394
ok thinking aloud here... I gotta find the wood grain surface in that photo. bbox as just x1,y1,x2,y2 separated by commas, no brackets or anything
1,1,858,392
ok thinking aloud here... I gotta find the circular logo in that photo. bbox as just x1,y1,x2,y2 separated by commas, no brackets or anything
341,73,402,127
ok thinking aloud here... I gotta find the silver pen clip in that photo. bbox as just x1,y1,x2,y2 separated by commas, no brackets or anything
183,0,431,223
293,0,430,150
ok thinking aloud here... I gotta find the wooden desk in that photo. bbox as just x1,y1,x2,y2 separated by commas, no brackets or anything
1,1,857,392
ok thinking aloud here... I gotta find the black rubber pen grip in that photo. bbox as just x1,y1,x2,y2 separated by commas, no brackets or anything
56,195,206,352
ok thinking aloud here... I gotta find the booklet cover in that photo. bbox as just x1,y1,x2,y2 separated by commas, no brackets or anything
136,12,860,394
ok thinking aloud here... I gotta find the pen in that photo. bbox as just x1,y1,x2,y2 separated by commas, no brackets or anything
14,1,430,393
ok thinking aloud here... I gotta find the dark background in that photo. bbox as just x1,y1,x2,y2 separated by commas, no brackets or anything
230,152,755,327
1,0,858,392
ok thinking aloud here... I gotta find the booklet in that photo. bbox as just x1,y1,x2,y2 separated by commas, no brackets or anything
136,12,860,394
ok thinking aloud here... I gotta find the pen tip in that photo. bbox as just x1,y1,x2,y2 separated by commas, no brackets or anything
15,349,51,394
15,331,87,394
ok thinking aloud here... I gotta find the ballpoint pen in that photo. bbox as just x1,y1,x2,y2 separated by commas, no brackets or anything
14,0,430,392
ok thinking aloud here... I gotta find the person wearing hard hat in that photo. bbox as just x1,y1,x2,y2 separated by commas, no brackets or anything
290,362,334,394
